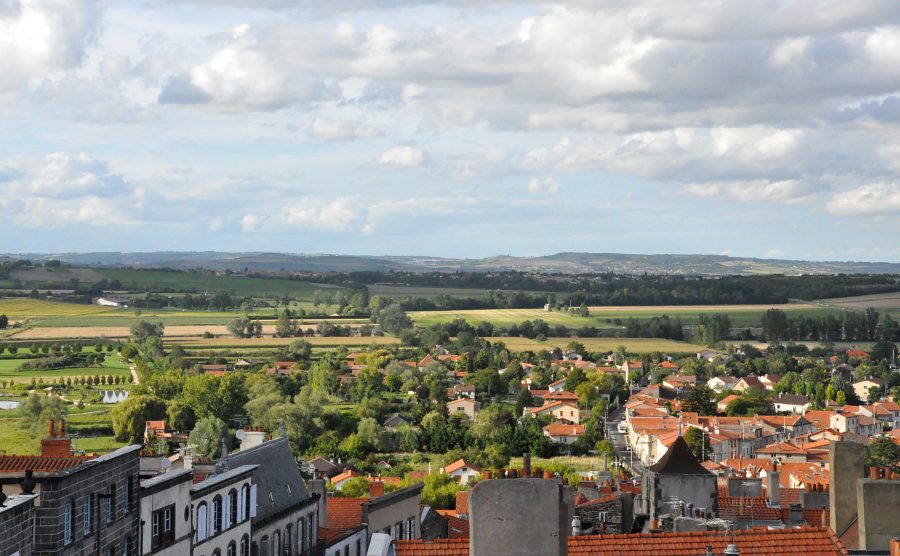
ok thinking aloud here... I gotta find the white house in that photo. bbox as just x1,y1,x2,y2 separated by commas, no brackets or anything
707,376,739,392
773,393,810,414
95,296,131,308
441,458,481,485
543,423,584,444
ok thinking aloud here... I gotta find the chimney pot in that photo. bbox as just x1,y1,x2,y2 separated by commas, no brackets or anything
48,419,55,437
59,420,65,437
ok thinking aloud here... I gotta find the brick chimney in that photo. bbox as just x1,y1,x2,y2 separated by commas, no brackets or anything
41,419,73,458
369,480,385,498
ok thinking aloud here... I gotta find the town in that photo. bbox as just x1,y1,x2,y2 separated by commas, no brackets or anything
1,262,899,555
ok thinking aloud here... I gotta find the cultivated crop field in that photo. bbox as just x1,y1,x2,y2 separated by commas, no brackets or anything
167,335,401,348
409,303,834,328
819,291,900,316
0,298,115,318
96,268,339,299
490,336,707,354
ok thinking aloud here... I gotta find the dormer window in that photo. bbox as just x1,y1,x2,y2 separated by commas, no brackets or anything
286,484,292,496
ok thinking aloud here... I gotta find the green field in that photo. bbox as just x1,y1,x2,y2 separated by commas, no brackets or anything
97,268,338,299
490,336,707,354
410,304,839,328
0,355,131,382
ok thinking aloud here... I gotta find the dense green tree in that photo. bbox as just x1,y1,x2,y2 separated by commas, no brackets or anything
683,427,711,461
867,434,900,471
189,416,230,460
130,320,164,342
111,395,166,442
681,385,717,416
19,392,67,435
0,314,8,329
275,310,300,337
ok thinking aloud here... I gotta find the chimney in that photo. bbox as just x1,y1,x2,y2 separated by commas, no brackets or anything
40,419,73,457
58,420,65,437
369,480,385,498
724,543,740,555
309,479,327,528
48,419,55,438
523,452,532,479
571,516,582,537
766,471,781,507
890,537,900,556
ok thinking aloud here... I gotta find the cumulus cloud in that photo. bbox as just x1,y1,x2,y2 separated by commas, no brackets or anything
310,118,381,141
683,179,821,204
826,183,900,216
0,0,100,96
527,177,559,195
241,213,261,232
280,197,363,231
0,152,138,228
378,146,424,169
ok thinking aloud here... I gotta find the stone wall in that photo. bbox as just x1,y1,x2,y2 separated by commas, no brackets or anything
0,494,36,555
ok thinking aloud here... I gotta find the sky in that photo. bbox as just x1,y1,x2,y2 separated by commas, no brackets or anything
2,1,900,261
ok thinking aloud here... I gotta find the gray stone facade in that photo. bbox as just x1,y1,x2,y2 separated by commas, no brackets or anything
0,493,37,555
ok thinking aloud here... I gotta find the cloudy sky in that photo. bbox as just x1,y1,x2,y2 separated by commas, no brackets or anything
2,0,900,261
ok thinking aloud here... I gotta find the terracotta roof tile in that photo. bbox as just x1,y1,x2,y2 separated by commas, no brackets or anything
394,527,848,555
326,497,365,531
0,455,90,473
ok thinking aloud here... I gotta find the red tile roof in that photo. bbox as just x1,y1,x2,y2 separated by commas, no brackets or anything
395,539,469,555
567,527,848,555
0,455,90,473
395,527,848,555
326,497,365,531
543,423,585,437
443,458,481,475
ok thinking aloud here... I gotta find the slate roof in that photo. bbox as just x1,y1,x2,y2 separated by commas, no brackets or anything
648,436,712,475
218,437,311,524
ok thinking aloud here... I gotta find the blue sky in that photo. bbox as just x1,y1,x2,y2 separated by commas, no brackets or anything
2,0,900,261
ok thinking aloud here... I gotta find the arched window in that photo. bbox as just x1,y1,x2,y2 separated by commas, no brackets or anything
273,531,281,556
297,518,304,553
196,502,208,542
243,485,251,523
213,550,221,556
227,541,237,556
229,488,239,527
285,524,292,556
240,535,250,556
213,495,223,534
260,535,270,556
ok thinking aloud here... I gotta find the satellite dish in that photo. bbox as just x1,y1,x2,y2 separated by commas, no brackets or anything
236,429,246,440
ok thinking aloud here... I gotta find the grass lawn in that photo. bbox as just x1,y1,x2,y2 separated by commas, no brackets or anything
409,304,838,328
0,420,124,455
0,355,131,382
490,336,707,354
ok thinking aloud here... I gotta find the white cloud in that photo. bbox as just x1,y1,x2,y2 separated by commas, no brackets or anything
0,0,100,96
378,146,424,169
310,118,381,141
826,183,900,216
280,197,363,231
527,177,559,195
241,213,260,232
683,179,820,204
209,217,223,231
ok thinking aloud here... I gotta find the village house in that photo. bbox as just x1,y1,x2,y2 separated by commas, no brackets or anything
447,398,481,420
853,377,887,402
543,423,585,445
773,393,810,414
441,459,482,486
707,375,739,392
530,401,581,424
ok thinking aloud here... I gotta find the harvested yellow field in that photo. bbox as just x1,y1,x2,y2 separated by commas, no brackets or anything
168,336,400,347
0,298,114,318
584,303,817,312
489,336,706,354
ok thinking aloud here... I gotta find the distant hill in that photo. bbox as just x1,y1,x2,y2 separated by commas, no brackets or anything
4,251,900,276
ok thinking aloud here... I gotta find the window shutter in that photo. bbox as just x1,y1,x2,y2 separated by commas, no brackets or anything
249,484,258,518
223,494,231,529
209,501,216,537
237,488,245,523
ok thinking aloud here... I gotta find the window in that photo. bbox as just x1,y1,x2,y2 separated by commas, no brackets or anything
240,535,250,556
64,500,74,544
297,518,305,554
125,475,134,513
105,483,117,524
285,524,292,556
83,494,93,536
227,541,237,556
196,502,208,542
344,546,349,556
598,511,609,523
273,531,281,556
212,495,223,535
241,485,250,523
356,540,361,556
307,518,313,552
123,535,130,556
407,517,415,540
229,488,239,527
151,504,175,550
213,550,221,556
260,536,270,556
